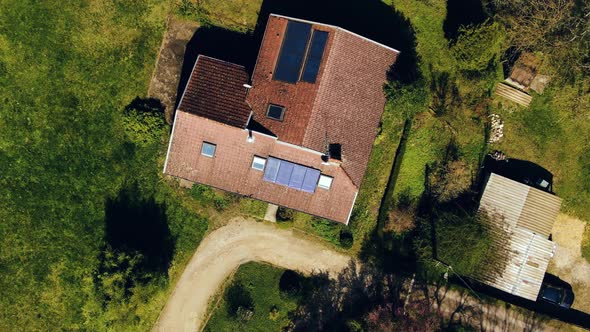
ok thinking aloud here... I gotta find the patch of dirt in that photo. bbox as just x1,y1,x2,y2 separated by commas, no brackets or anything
547,214,590,313
148,17,199,123
152,218,351,332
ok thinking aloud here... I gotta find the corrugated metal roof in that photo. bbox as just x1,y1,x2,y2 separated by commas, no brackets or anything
477,173,561,301
479,173,561,237
477,228,556,301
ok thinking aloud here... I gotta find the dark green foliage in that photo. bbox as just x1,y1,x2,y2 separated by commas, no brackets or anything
277,206,295,222
279,270,302,297
190,183,229,211
176,0,212,26
102,183,175,280
430,69,460,118
225,282,254,317
451,22,503,73
310,216,342,245
122,98,167,147
213,196,229,211
339,229,354,249
205,263,300,331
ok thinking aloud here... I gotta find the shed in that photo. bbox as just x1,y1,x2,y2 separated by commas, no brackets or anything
477,173,562,301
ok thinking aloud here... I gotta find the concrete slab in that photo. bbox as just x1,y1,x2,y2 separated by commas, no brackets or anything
264,203,278,222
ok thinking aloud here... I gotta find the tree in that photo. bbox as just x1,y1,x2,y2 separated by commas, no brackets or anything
451,21,504,73
492,0,590,77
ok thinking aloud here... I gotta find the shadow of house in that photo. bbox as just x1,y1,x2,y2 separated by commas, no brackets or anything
102,184,175,281
175,0,421,110
175,26,258,110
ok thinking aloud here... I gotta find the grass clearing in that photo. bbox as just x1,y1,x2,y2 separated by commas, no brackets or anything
204,262,299,332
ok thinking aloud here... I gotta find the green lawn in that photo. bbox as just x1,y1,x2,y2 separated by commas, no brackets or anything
0,0,213,330
204,262,299,332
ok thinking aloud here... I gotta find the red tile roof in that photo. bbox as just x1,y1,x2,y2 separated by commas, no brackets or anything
178,56,251,128
165,111,358,223
164,15,399,223
247,15,399,186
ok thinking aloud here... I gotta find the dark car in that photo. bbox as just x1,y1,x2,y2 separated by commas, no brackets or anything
538,277,575,309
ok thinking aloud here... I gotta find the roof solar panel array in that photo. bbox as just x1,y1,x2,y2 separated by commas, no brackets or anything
263,157,320,193
273,21,312,83
301,30,329,83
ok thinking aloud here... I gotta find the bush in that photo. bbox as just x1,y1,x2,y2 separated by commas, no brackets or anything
311,217,341,245
451,21,503,73
236,306,254,322
277,207,294,222
279,270,302,297
225,282,253,317
269,305,280,321
213,196,229,211
339,230,354,249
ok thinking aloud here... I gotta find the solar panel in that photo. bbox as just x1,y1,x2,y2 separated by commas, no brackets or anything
263,157,280,182
301,30,329,83
273,21,311,83
276,161,294,185
301,168,320,193
289,164,307,190
263,157,320,193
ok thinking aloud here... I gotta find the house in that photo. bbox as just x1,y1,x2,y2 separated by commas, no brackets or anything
476,173,562,301
163,14,399,224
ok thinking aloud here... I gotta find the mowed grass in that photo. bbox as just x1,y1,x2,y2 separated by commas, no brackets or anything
204,262,298,332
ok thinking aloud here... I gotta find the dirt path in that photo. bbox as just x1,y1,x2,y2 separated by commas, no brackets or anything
152,218,351,332
548,214,590,314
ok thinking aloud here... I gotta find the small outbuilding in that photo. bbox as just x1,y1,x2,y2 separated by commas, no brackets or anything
476,173,562,301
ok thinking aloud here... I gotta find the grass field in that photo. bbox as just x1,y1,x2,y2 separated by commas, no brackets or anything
0,0,214,330
204,262,299,332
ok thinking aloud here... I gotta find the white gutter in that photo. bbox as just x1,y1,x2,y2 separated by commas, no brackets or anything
163,54,202,174
270,14,401,54
345,190,359,225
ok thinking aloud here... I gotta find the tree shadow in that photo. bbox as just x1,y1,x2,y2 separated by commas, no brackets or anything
101,183,175,282
125,97,165,115
443,0,487,41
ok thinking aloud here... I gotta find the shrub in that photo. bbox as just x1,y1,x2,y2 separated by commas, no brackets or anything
236,306,254,322
213,196,229,211
451,21,503,73
269,305,280,321
339,230,354,249
277,207,294,222
311,216,341,245
279,270,302,297
225,282,253,317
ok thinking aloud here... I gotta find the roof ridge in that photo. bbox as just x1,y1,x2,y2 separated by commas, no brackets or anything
270,13,401,54
198,54,247,70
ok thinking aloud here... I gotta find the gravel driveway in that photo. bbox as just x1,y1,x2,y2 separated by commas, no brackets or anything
152,218,351,332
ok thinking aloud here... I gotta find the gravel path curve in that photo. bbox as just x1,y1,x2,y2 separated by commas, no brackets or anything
152,218,351,332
